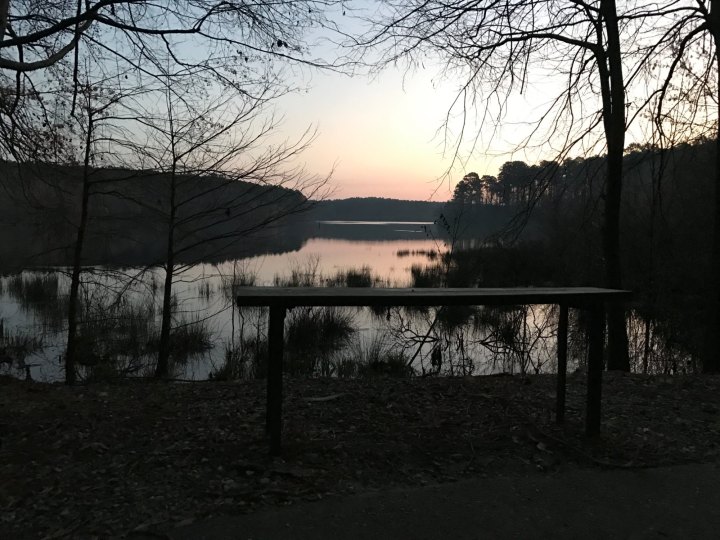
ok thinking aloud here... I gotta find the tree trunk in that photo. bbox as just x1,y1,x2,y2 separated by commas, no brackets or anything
64,115,93,385
0,0,10,44
600,0,630,371
642,317,651,374
156,171,177,378
156,260,174,378
703,142,720,372
702,12,720,373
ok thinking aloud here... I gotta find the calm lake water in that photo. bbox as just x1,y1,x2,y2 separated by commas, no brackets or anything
0,220,681,381
1,221,458,381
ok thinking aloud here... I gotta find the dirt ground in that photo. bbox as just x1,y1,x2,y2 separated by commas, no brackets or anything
168,462,720,540
1,372,720,539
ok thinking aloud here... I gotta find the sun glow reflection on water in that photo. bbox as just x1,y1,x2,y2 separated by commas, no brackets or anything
228,236,442,287
0,227,449,381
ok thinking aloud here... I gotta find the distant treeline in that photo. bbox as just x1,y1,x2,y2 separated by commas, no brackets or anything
444,138,715,249
0,161,309,270
434,137,716,363
310,197,444,222
0,163,454,270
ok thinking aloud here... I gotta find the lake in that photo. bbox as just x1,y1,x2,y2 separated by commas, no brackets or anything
1,221,469,381
0,220,677,381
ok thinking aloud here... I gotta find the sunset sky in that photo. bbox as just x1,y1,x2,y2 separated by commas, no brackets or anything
278,64,545,202
275,46,577,202
263,2,642,203
279,68,462,201
271,4,511,203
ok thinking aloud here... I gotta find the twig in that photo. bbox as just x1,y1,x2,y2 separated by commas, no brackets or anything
304,393,346,402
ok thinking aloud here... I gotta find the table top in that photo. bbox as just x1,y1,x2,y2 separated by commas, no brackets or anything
235,286,632,308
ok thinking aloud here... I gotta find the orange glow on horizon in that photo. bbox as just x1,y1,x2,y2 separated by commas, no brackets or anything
278,67,503,202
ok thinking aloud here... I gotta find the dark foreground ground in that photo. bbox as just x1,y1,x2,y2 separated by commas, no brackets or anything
169,462,720,540
1,372,720,538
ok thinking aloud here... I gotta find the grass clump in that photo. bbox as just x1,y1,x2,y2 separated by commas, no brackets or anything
74,296,158,379
0,320,43,372
196,280,214,301
325,265,382,288
221,264,257,301
338,335,414,378
273,256,322,287
410,264,444,288
147,315,214,365
6,272,67,332
7,273,61,305
209,337,266,380
358,351,413,377
343,266,374,287
285,307,356,376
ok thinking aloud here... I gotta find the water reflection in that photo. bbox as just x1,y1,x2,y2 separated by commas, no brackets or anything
0,221,692,381
0,223,445,381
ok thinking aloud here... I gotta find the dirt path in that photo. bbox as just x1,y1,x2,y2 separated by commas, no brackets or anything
2,373,720,538
167,462,720,540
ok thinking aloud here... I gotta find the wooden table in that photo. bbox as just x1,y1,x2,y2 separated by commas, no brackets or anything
236,287,632,455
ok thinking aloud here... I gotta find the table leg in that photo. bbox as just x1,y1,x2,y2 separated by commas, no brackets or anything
266,305,286,455
556,303,568,424
586,303,605,436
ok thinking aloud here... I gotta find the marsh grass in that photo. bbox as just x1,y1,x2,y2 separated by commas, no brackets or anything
358,350,412,377
77,297,215,381
217,300,358,380
0,320,43,370
336,266,373,287
75,296,158,380
147,314,214,364
340,335,413,378
170,316,214,359
437,305,477,332
273,255,322,287
221,265,257,302
285,307,356,376
0,253,607,381
273,260,388,289
213,318,415,380
326,266,389,288
410,263,444,287
209,337,266,380
196,280,214,301
396,249,439,260
7,273,60,304
6,272,67,332
209,341,245,381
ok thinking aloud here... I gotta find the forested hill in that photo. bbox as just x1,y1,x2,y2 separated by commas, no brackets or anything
310,197,445,222
0,161,309,268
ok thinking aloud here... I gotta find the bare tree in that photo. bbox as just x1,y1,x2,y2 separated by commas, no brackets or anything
126,76,329,378
64,80,110,385
1,1,346,383
353,0,670,370
643,0,720,372
0,1,346,162
62,70,158,384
